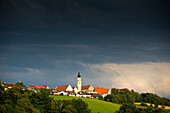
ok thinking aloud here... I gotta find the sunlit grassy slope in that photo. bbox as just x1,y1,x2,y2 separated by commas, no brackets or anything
50,95,121,113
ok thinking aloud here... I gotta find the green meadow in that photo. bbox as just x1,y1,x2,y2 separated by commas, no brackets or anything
50,95,121,113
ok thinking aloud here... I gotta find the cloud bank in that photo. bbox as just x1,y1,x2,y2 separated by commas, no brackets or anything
83,62,170,97
1,61,170,98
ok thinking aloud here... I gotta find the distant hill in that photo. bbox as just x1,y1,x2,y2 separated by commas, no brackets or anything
50,95,121,113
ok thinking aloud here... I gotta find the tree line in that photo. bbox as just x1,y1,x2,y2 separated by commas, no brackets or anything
104,88,170,113
0,81,91,113
104,88,170,106
115,103,170,113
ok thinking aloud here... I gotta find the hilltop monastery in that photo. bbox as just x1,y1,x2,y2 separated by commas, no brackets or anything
2,72,130,98
53,72,112,98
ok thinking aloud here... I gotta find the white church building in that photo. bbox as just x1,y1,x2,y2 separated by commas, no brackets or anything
53,72,111,97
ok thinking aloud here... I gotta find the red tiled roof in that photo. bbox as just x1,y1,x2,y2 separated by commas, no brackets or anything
81,85,91,90
35,86,46,89
27,86,46,89
72,86,77,89
49,89,53,92
3,83,15,87
94,87,110,94
27,86,34,88
56,85,69,91
118,88,130,92
50,89,58,92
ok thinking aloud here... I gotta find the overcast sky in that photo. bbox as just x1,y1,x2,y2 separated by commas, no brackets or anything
0,0,170,98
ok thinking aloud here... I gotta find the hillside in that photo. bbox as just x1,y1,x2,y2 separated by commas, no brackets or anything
50,95,121,113
135,102,170,110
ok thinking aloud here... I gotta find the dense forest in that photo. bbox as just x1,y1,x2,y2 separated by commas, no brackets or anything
115,103,169,113
104,88,170,106
104,88,170,113
0,81,91,113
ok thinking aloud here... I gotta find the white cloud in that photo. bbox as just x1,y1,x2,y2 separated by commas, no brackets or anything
25,68,42,75
82,62,170,97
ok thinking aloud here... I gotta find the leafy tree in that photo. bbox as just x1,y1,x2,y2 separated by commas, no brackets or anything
71,99,91,113
0,83,40,113
154,102,159,108
104,94,113,102
111,95,117,103
52,99,91,113
139,93,170,106
126,94,135,104
115,103,139,113
122,89,131,94
133,92,140,102
0,79,4,97
98,95,103,100
131,89,134,93
111,88,119,95
62,105,77,113
15,82,24,86
29,88,52,112
52,99,64,112
119,94,127,103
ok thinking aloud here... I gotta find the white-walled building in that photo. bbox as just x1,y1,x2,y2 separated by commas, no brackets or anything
72,86,78,94
55,85,73,92
94,87,111,97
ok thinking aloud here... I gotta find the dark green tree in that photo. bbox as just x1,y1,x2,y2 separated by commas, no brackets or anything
115,103,139,113
111,88,119,95
0,83,40,113
0,79,4,97
98,95,103,100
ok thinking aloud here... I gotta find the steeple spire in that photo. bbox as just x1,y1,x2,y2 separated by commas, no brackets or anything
19,78,21,83
77,72,81,77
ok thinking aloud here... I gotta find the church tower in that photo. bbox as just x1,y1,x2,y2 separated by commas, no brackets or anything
77,72,82,92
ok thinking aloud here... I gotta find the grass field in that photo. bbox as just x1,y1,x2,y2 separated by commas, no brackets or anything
50,95,121,113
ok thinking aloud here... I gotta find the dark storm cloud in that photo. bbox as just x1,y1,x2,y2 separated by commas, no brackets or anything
1,0,170,31
0,0,170,96
1,0,170,48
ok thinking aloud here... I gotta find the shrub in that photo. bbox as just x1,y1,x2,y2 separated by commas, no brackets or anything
116,103,139,113
140,102,148,106
98,95,103,100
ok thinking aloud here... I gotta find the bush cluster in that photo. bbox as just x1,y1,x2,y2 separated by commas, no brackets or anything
104,88,170,106
115,103,170,113
0,81,91,113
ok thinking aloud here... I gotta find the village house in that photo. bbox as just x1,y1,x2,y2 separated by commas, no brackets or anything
55,85,73,92
2,83,15,90
27,85,49,89
1,72,131,98
81,85,94,92
55,85,74,96
27,85,49,93
76,94,91,98
94,87,111,97
2,83,27,90
50,89,58,95
118,88,130,92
